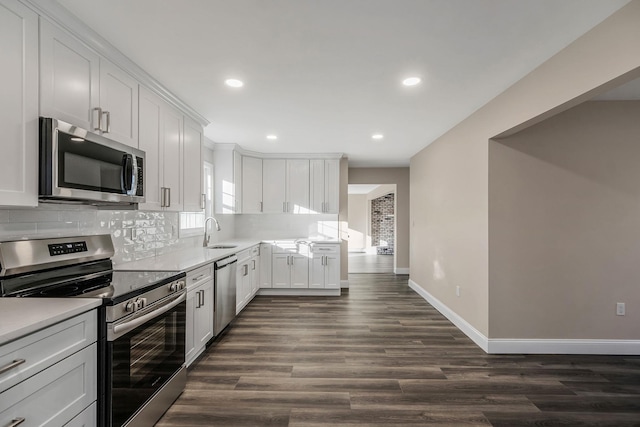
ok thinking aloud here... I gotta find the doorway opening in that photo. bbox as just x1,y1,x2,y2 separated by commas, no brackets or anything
347,184,396,273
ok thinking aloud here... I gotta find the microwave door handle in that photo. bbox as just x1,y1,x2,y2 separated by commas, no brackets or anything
122,154,135,194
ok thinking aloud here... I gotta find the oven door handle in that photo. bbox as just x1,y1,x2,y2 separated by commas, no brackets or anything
110,293,185,340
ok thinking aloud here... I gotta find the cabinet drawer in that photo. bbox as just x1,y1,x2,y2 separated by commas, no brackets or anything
310,244,339,254
186,264,213,289
0,343,97,427
0,310,97,393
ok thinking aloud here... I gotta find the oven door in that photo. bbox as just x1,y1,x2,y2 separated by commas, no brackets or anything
106,292,185,427
40,117,145,204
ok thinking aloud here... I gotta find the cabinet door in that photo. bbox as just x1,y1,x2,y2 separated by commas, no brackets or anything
324,255,340,289
162,105,183,211
250,257,259,295
0,0,38,207
259,244,272,288
242,156,263,213
262,159,286,213
309,159,325,214
138,88,163,210
272,254,290,288
195,280,214,348
40,19,99,131
183,116,203,212
309,255,325,289
290,254,309,288
99,59,138,146
286,159,310,213
324,159,340,214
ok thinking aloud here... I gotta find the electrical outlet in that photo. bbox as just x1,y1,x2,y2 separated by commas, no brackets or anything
616,302,625,316
456,286,460,297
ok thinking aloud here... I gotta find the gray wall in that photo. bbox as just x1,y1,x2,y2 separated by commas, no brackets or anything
410,1,640,338
489,101,640,339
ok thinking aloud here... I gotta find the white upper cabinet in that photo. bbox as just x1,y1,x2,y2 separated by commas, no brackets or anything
242,156,263,213
262,159,310,213
98,59,139,147
310,159,340,214
183,116,203,212
0,0,38,207
138,88,163,210
40,19,139,147
262,159,286,213
161,104,184,211
138,87,183,211
286,159,310,214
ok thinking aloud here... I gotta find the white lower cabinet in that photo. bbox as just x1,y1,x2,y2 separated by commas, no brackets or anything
309,244,341,289
236,245,260,314
185,264,214,367
272,253,309,289
0,310,97,427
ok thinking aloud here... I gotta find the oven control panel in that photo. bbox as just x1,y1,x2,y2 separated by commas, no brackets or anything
48,241,88,256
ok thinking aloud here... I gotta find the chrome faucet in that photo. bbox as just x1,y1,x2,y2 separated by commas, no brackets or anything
203,217,221,247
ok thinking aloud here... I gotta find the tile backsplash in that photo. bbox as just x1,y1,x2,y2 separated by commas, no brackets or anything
0,204,197,266
0,205,336,266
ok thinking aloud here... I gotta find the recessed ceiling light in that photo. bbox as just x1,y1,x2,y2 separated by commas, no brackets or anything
266,134,278,140
225,78,244,88
371,134,384,140
402,77,421,86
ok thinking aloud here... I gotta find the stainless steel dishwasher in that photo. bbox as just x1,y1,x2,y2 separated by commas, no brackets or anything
214,254,238,336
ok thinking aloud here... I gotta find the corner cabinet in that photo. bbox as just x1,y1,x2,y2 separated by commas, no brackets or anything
0,0,38,207
139,87,183,211
40,19,139,147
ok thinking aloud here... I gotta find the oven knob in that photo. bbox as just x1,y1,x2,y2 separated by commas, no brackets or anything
178,280,186,290
136,298,146,310
125,301,136,312
169,283,177,292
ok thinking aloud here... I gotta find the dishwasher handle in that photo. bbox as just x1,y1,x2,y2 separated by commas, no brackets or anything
215,255,237,270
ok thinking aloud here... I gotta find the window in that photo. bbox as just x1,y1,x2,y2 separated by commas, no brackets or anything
179,161,214,237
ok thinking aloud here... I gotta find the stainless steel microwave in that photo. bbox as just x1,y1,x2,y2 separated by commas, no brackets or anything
39,117,145,205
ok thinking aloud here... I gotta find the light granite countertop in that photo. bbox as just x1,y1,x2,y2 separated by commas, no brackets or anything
0,298,102,345
114,238,341,273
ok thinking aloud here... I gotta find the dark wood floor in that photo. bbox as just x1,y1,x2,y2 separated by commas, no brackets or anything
157,273,640,426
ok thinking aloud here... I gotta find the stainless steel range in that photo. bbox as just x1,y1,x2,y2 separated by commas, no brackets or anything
0,235,186,427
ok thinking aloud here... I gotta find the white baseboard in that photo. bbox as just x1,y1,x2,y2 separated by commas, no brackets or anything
340,280,349,289
395,267,409,275
488,339,640,355
408,279,640,355
408,279,489,352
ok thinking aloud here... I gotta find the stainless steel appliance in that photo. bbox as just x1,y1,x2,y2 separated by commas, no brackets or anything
213,255,237,336
39,117,145,205
0,235,185,427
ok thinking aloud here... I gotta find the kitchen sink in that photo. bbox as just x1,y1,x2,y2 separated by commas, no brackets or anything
208,245,237,249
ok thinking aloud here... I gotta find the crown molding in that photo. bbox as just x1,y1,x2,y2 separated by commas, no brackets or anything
23,0,210,128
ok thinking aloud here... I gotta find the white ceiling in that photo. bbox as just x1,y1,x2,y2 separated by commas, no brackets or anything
57,0,630,167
